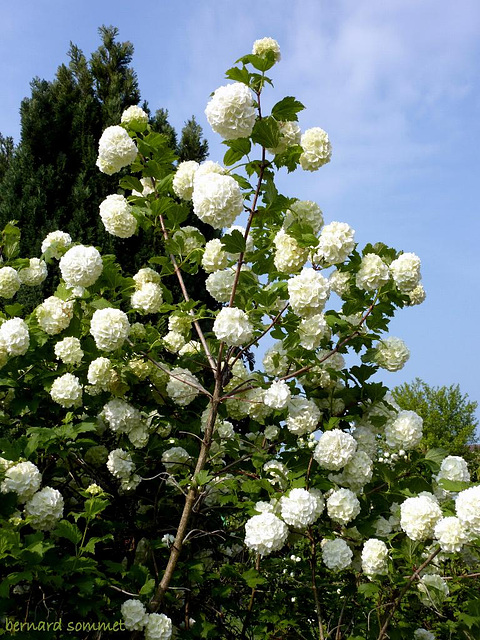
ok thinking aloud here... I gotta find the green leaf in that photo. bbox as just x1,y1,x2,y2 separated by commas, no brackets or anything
139,578,156,596
2,222,21,259
221,230,246,254
119,175,144,193
439,478,472,492
273,145,303,172
242,568,266,588
222,138,251,166
84,497,109,519
54,520,82,545
237,52,277,72
4,303,23,317
225,65,250,85
425,448,448,465
271,96,305,121
251,117,280,149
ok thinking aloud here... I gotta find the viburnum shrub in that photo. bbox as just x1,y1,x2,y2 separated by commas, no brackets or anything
0,37,479,640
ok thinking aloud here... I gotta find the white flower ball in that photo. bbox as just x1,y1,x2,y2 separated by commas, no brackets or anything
355,254,390,291
173,226,205,254
213,307,253,346
252,37,281,61
121,599,149,631
131,282,163,314
99,194,137,238
267,121,301,155
24,487,64,530
102,398,142,435
87,357,115,390
417,573,449,607
263,460,288,487
361,539,389,577
18,258,48,287
0,461,42,502
335,450,374,493
375,336,410,372
54,337,83,365
107,449,135,480
244,512,289,556
133,267,161,288
263,342,289,377
0,267,21,298
206,269,236,303
205,83,256,140
298,313,331,350
400,495,442,541
162,446,190,471
286,397,321,436
0,318,29,356
299,127,332,171
202,239,228,273
352,425,378,459
50,373,82,408
287,268,330,317
90,308,130,351
121,105,149,125
390,252,422,293
264,380,291,410
434,516,468,553
166,368,201,406
414,630,435,640
326,488,361,525
408,283,427,306
280,488,324,529
273,229,308,273
144,613,172,640
60,245,103,288
194,161,226,183
41,230,72,258
436,456,470,484
314,429,357,471
36,296,74,335
163,330,186,353
313,222,355,266
385,410,423,450
192,173,244,229
173,160,199,200
96,125,138,175
321,538,353,570
284,200,324,234
329,269,351,297
455,485,480,536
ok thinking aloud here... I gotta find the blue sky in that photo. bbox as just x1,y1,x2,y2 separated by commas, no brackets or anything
1,0,480,428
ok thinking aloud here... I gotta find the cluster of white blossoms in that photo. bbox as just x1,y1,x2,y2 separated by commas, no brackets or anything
263,342,289,377
60,245,103,289
286,397,321,436
436,455,470,486
264,380,291,410
90,308,130,351
244,512,289,556
24,487,64,530
121,599,149,631
206,268,237,302
298,313,331,350
18,258,48,287
192,173,244,229
390,252,422,292
408,283,427,306
96,125,138,175
434,516,468,553
284,200,324,234
172,160,199,200
417,573,449,608
361,539,389,578
321,538,353,571
50,373,82,408
173,226,205,254
0,318,30,356
107,448,135,480
329,269,351,297
273,229,308,273
313,221,355,266
355,254,390,291
400,494,442,541
0,461,42,502
99,194,137,238
131,281,163,315
287,268,330,317
121,105,149,126
0,266,21,298
252,36,281,61
331,450,374,493
374,336,410,372
205,82,256,140
54,337,83,365
41,230,72,258
385,410,423,450
162,446,190,471
326,488,361,525
414,629,435,640
280,488,324,529
36,296,74,335
213,307,253,346
102,398,147,447
166,367,201,406
299,127,332,171
314,429,357,471
267,121,301,155
145,613,173,640
201,238,228,273
455,485,480,536
87,357,116,391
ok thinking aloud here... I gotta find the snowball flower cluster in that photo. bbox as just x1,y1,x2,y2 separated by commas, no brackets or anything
173,225,205,254
0,461,42,502
131,282,163,314
263,342,289,377
24,487,64,530
102,398,143,436
192,173,244,229
252,37,281,62
355,254,390,291
133,267,161,287
121,105,149,125
213,307,253,346
244,512,289,556
385,410,423,450
284,200,324,234
96,125,138,175
121,599,149,631
286,397,321,436
166,368,201,406
54,337,83,365
333,450,373,493
162,446,190,471
434,516,467,553
280,488,324,528
374,336,410,372
329,269,351,297
361,539,389,577
205,83,256,140
90,308,130,351
18,258,48,286
36,296,74,335
264,380,291,410
299,127,332,171
313,222,355,265
202,239,228,273
0,318,30,356
455,485,480,536
206,268,250,303
287,268,330,317
314,429,357,471
400,495,442,541
41,230,72,258
0,267,21,298
273,229,308,273
298,313,331,350
326,488,361,525
414,630,435,640
417,573,449,608
267,121,301,155
173,160,199,200
322,538,353,571
436,456,470,485
87,357,115,391
99,194,137,238
390,252,421,292
145,613,173,640
60,245,103,288
408,283,427,306
50,373,82,408
107,449,135,480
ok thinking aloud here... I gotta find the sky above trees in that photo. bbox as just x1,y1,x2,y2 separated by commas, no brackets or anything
1,0,479,424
